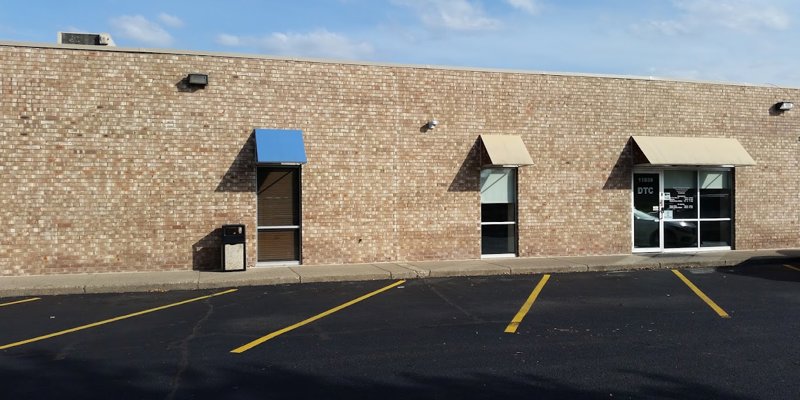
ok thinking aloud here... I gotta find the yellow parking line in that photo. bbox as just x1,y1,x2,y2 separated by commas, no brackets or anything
505,274,550,334
0,297,41,308
231,280,405,354
0,289,237,350
671,270,730,318
784,264,800,272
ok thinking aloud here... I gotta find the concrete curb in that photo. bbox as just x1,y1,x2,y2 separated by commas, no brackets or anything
291,264,392,283
1,250,799,297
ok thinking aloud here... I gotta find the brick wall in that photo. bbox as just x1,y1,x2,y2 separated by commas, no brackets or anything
0,43,797,275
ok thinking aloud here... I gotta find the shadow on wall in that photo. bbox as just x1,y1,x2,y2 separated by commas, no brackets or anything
448,138,481,192
192,228,221,271
175,77,202,93
603,137,633,190
215,131,256,192
768,103,792,116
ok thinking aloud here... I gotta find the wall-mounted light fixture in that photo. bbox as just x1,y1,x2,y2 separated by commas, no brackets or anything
186,73,208,87
776,101,794,111
426,119,438,129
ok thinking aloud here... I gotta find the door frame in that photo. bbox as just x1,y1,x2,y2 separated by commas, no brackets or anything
255,165,303,266
480,167,519,258
631,170,663,253
631,167,733,253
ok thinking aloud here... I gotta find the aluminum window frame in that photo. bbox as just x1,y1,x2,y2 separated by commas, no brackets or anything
480,167,519,258
631,166,733,253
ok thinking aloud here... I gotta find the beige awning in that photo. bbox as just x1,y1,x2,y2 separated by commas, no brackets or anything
479,135,534,166
631,136,756,166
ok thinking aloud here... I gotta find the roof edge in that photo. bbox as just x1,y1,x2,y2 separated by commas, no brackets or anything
1,40,799,90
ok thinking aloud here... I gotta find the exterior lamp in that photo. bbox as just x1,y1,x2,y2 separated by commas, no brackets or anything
187,73,208,87
776,101,793,111
426,119,438,129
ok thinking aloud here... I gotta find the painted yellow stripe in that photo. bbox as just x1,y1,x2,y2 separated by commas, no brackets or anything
231,280,405,353
0,289,237,350
505,274,550,334
784,264,800,272
671,270,730,318
0,297,41,308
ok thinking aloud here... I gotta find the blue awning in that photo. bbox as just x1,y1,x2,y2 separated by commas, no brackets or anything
254,129,307,164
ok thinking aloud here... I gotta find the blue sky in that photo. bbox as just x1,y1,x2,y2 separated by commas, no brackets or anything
1,0,798,87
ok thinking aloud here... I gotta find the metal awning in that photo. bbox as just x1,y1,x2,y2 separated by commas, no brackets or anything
254,129,307,164
631,136,756,166
479,135,534,166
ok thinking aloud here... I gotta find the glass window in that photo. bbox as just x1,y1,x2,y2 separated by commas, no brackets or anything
257,168,299,226
700,221,731,247
663,220,697,248
633,209,660,248
633,173,660,249
700,171,731,219
481,225,516,255
480,168,516,204
633,168,733,251
481,203,516,223
700,171,729,189
663,170,697,220
481,168,517,256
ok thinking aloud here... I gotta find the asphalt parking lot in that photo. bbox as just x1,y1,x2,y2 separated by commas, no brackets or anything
1,262,798,399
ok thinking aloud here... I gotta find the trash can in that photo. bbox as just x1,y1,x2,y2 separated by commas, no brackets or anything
221,224,246,271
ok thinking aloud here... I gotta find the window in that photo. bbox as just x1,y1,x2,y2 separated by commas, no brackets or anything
632,168,733,252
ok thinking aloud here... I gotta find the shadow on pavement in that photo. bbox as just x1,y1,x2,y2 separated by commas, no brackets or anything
0,350,758,400
716,262,800,283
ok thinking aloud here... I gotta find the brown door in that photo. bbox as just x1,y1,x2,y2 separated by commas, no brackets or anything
256,167,301,263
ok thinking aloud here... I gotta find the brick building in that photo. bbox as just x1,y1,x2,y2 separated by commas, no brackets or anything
0,41,797,276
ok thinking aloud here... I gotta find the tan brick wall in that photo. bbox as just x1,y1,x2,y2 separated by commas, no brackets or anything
0,43,797,275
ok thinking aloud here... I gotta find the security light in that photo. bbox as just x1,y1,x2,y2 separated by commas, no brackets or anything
187,73,208,87
777,101,793,111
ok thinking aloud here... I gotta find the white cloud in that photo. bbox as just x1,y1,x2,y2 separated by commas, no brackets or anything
158,13,184,29
675,0,789,31
215,33,241,46
647,66,705,81
263,30,373,59
505,0,539,15
639,0,790,35
393,0,501,31
215,30,373,59
110,15,173,46
634,20,689,36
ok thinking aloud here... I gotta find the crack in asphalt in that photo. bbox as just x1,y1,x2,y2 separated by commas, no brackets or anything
165,299,214,400
424,280,485,323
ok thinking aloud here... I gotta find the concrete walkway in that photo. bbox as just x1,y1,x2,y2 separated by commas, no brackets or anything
2,248,799,297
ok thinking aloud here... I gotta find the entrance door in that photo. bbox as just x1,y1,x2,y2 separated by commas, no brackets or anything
480,168,517,257
662,170,698,249
633,169,731,252
256,167,301,263
632,173,661,250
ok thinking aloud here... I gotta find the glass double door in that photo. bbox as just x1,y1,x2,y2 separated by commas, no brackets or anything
633,169,732,252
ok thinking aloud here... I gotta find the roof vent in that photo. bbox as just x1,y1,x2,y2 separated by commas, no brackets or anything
58,32,116,47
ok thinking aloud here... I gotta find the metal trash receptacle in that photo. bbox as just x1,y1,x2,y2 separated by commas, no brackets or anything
221,224,246,271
